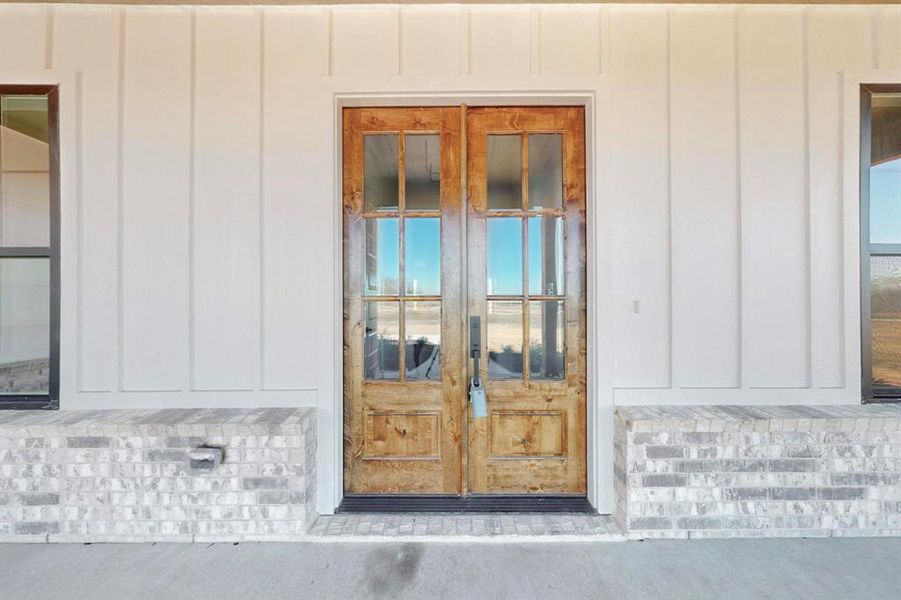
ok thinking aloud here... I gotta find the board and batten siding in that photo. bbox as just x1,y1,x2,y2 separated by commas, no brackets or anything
0,3,899,512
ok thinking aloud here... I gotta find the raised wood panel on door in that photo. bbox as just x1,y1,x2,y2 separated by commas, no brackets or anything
467,107,586,494
343,107,463,494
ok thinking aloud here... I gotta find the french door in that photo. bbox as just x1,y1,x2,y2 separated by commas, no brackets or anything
342,106,586,504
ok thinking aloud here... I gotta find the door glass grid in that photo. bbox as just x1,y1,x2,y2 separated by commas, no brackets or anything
362,132,441,382
486,133,565,381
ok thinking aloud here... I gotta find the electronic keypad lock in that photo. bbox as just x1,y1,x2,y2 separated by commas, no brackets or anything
469,316,487,418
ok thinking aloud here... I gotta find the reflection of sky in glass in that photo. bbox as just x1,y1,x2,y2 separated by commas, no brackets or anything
871,159,901,244
488,218,522,295
405,218,441,295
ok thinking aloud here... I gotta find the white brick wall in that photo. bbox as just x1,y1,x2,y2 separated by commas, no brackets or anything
0,408,317,542
616,405,901,539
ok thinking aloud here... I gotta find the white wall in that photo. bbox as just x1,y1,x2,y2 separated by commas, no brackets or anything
0,3,899,512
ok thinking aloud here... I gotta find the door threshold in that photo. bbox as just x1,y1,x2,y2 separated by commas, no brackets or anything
338,494,595,514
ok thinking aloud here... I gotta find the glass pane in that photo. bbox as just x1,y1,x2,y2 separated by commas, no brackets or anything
528,216,564,295
870,158,901,244
364,218,399,295
0,258,50,395
364,302,399,380
871,256,901,387
529,301,564,380
870,94,901,243
405,217,440,296
487,135,521,210
1,95,50,247
405,301,441,380
487,301,523,379
528,134,563,210
364,134,399,212
405,134,440,210
487,217,522,295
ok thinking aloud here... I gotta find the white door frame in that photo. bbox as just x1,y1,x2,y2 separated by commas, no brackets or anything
326,89,613,514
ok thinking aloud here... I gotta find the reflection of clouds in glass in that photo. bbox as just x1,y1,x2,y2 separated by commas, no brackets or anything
870,158,901,244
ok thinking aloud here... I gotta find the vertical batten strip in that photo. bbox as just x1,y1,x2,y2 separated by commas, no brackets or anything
665,8,674,389
599,7,611,77
326,9,334,78
115,7,126,391
734,8,746,390
459,8,471,76
44,5,54,70
188,8,197,391
529,6,541,76
802,7,813,389
396,7,403,77
257,7,265,393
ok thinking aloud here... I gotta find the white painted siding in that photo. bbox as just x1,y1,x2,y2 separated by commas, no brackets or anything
0,3,898,513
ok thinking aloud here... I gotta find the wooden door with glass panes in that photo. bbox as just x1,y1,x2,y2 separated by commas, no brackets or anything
343,107,464,494
466,107,586,494
343,106,585,498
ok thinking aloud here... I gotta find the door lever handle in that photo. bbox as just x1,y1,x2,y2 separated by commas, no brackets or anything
469,316,481,386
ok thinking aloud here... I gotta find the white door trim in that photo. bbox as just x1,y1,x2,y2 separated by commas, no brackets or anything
326,89,613,515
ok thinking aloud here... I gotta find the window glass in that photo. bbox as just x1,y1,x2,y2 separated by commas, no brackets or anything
487,300,523,379
364,218,399,295
364,302,400,380
870,157,901,244
405,134,440,210
487,135,521,210
871,256,901,388
364,134,399,212
0,258,50,394
529,300,564,380
528,216,564,296
868,93,901,393
0,92,52,402
0,95,49,247
405,301,441,380
528,134,563,210
405,218,440,296
487,217,522,295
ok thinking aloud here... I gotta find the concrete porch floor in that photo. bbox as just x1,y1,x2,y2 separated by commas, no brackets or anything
3,538,900,600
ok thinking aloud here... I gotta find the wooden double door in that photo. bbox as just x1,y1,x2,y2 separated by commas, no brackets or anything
343,106,586,501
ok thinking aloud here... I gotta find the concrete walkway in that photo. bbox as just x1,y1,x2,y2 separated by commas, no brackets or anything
2,538,900,599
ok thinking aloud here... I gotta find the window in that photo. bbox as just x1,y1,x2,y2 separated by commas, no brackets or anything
862,85,901,401
0,86,59,409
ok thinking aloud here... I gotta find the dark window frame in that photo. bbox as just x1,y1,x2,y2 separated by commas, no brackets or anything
861,83,901,403
0,84,60,410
